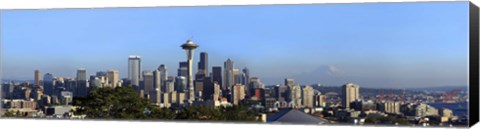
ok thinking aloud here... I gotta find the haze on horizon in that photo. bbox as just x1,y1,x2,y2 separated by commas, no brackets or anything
0,2,469,88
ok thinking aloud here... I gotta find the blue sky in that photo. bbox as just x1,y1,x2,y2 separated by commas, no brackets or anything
0,2,469,88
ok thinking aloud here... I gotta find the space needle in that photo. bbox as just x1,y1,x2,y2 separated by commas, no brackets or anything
181,39,198,103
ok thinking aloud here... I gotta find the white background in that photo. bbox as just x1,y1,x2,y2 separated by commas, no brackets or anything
0,0,479,129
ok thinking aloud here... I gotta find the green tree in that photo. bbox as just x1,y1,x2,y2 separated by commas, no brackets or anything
175,105,258,121
74,86,172,120
2,110,16,117
222,105,258,121
73,86,258,122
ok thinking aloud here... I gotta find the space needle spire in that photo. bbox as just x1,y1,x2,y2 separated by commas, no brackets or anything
181,39,199,103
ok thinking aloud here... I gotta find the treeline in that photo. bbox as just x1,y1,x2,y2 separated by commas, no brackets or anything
73,86,259,121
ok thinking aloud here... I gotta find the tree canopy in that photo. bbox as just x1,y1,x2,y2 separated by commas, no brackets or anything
73,86,259,122
73,86,174,119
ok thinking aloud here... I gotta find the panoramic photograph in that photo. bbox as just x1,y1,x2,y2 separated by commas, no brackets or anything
0,1,471,127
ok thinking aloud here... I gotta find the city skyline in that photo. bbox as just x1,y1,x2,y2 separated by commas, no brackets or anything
0,2,469,88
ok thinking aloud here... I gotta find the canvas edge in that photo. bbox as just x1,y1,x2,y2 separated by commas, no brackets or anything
469,1,479,127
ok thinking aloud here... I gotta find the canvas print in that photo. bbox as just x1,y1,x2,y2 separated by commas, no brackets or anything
0,1,476,128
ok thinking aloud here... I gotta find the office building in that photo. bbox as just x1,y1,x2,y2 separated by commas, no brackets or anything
231,84,245,105
153,70,161,92
248,77,265,96
107,69,119,87
64,78,77,97
174,76,187,92
212,66,223,90
253,88,265,101
165,76,175,93
34,70,41,86
202,76,214,101
196,52,208,80
213,82,221,101
76,68,88,97
150,88,162,106
43,73,55,96
194,79,204,99
285,78,295,87
233,69,240,85
275,85,289,103
242,67,250,86
341,83,360,109
177,61,188,77
381,101,401,114
314,93,327,107
351,100,376,111
76,68,87,81
415,103,439,117
302,85,315,108
224,59,234,89
290,85,302,107
142,71,154,96
169,91,178,104
128,55,141,86
96,71,107,77
162,92,170,108
158,64,168,92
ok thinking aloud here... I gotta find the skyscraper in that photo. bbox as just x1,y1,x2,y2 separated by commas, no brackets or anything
248,77,265,96
34,70,41,86
242,67,250,85
290,85,302,107
194,79,204,99
213,82,221,101
128,55,141,87
275,85,289,103
142,71,154,96
233,68,240,84
76,68,87,81
302,85,315,108
64,78,77,97
202,76,214,101
195,54,207,99
342,83,360,109
196,52,208,79
76,68,89,97
180,40,198,102
165,76,175,93
177,62,188,77
43,73,55,96
150,88,161,106
284,78,295,87
158,64,168,92
212,66,223,90
153,70,161,93
107,69,119,87
162,92,170,108
224,59,234,89
231,84,245,105
174,76,187,92
194,53,208,97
